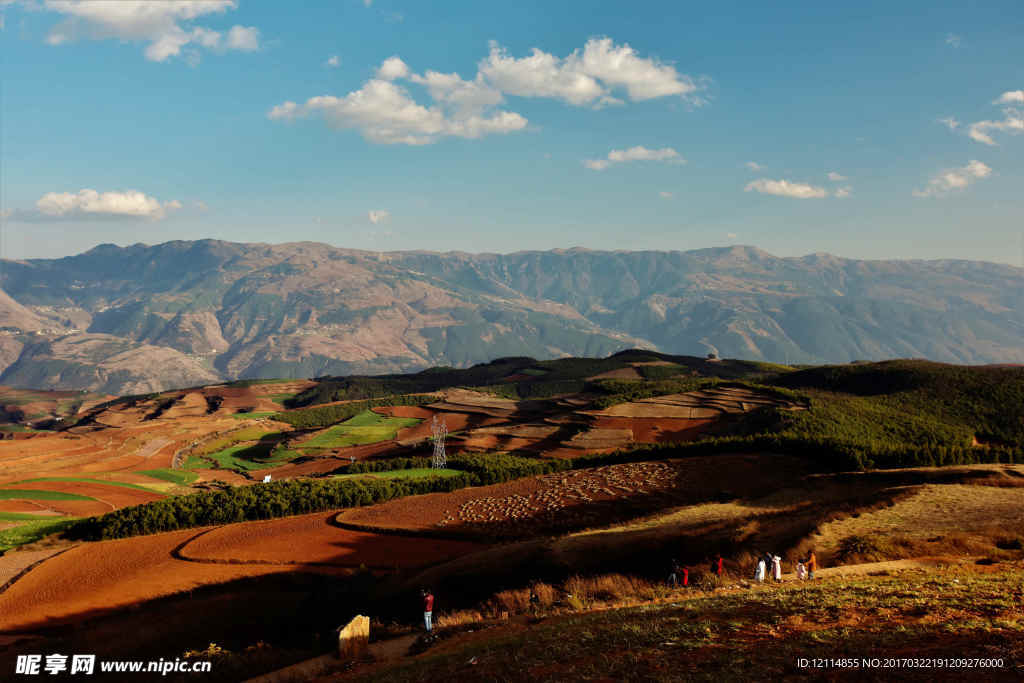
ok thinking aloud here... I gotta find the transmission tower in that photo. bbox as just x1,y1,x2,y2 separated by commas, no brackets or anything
431,415,447,469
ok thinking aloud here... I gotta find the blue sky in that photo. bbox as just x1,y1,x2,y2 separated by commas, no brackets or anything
2,0,1023,264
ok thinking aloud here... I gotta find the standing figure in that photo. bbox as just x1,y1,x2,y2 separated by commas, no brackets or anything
806,551,818,580
755,557,766,583
421,588,434,634
772,555,782,582
796,561,808,581
716,554,724,578
668,559,680,587
682,567,689,587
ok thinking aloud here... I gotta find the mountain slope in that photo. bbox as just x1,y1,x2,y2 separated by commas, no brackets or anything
0,240,1022,393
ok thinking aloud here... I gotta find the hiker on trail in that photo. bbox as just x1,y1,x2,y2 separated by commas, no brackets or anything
806,551,818,579
668,559,681,587
796,561,808,581
772,555,782,582
421,588,434,634
755,556,766,583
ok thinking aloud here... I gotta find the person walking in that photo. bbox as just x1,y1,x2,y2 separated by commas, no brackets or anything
682,566,689,587
796,561,808,581
771,555,782,582
716,554,724,578
755,556,766,583
806,551,817,579
421,588,434,634
668,559,680,587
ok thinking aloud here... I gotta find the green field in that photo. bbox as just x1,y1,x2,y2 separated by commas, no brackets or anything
334,467,466,481
0,489,94,501
14,477,160,493
299,410,420,450
188,441,295,472
229,411,279,420
0,517,77,553
139,469,200,486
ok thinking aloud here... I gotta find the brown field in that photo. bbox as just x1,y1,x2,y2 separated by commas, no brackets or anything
338,455,813,539
178,512,478,567
0,511,480,632
3,481,163,508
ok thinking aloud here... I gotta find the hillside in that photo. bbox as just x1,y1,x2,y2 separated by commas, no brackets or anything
1,240,1023,394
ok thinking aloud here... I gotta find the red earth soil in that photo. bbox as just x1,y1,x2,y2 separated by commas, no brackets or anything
179,513,478,566
0,512,480,632
4,481,163,508
374,406,507,442
590,416,717,443
0,500,61,515
338,455,813,538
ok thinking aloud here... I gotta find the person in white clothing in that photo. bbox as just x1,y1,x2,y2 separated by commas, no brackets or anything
796,561,808,580
772,555,782,582
755,557,766,583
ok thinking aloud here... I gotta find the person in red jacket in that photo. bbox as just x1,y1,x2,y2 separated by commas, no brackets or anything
682,567,689,587
716,555,723,578
421,588,434,634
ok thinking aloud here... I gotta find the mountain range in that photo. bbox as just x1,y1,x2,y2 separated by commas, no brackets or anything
0,240,1022,394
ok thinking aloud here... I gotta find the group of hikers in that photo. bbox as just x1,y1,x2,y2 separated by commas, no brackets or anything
668,550,818,587
417,550,821,636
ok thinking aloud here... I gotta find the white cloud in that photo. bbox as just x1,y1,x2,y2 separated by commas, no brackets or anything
377,55,409,80
744,179,828,199
826,171,846,181
478,37,699,107
583,146,683,170
967,109,1024,145
270,37,699,146
745,161,762,171
834,186,852,198
996,90,1024,104
363,0,373,6
269,78,526,145
37,0,259,62
945,33,961,48
938,116,959,130
726,232,738,240
14,189,182,221
913,160,991,198
325,55,340,68
225,24,259,51
368,209,390,224
659,191,673,199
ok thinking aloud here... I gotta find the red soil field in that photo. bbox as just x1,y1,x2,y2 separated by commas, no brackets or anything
0,500,60,515
590,416,717,443
338,455,813,539
0,512,480,632
179,512,478,566
5,481,163,509
375,406,507,443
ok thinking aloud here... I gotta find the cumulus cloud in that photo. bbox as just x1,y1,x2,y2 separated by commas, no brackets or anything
325,55,340,68
968,110,1024,145
479,37,699,107
583,146,683,171
938,116,959,130
38,0,259,62
964,92,1024,145
269,37,699,146
744,179,828,199
913,160,991,198
11,189,183,221
368,209,390,224
745,161,762,171
827,171,846,181
377,55,409,80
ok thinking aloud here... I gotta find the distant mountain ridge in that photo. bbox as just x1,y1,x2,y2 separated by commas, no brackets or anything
1,240,1022,394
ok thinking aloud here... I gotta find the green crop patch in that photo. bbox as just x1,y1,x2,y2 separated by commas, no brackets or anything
299,411,420,449
14,477,160,493
139,469,200,486
0,489,94,501
0,517,77,553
